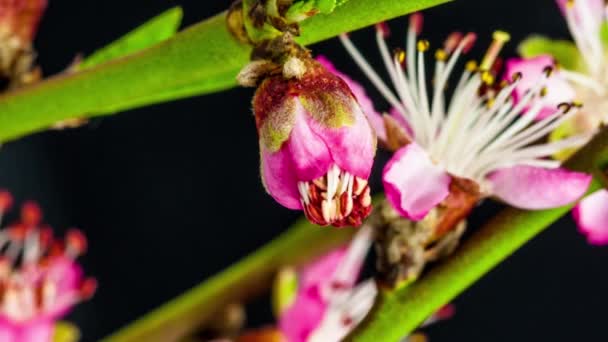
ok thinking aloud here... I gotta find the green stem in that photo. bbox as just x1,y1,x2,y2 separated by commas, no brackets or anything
0,0,449,142
349,127,608,342
102,218,354,342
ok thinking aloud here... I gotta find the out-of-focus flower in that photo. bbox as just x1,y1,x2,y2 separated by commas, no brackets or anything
340,14,592,222
277,225,375,342
253,55,376,227
516,0,608,245
0,0,47,88
0,190,95,342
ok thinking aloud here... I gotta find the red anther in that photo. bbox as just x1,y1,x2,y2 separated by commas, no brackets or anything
444,32,463,54
0,191,13,212
21,201,42,226
461,32,477,54
80,278,97,299
409,12,423,35
375,22,390,38
435,304,456,320
66,228,87,255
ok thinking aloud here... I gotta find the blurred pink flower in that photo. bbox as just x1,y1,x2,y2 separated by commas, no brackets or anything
278,225,376,342
0,191,95,342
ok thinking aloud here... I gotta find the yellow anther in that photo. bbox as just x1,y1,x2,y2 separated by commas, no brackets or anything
540,87,548,97
486,98,495,109
435,49,447,61
417,40,430,52
573,100,583,108
566,0,575,8
481,71,495,85
395,49,406,63
465,60,478,72
492,30,511,44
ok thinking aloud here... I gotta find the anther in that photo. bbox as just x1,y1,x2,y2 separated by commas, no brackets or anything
540,87,548,97
435,49,447,61
558,102,573,113
375,22,390,38
417,40,430,52
542,65,554,77
409,13,423,35
21,201,42,226
394,48,406,64
444,32,463,54
0,191,13,213
481,71,495,85
511,71,523,82
461,32,477,54
465,60,478,72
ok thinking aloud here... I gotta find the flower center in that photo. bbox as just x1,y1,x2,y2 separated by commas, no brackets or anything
298,165,372,227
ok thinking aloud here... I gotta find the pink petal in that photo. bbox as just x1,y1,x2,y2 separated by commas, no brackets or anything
504,56,575,120
299,247,348,291
260,101,334,209
488,165,592,209
382,143,451,220
316,55,386,142
573,189,608,245
279,286,325,342
307,98,376,179
0,318,54,342
16,321,54,342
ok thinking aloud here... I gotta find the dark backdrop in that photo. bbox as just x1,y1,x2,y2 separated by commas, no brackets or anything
2,0,607,341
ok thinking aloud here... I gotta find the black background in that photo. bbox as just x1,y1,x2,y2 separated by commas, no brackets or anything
2,0,607,341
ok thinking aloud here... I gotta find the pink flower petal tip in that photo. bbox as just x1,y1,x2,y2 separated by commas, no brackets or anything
573,189,608,245
488,165,592,209
383,143,451,220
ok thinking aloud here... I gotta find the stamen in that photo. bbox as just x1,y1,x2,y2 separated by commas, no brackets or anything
301,166,372,227
480,30,510,71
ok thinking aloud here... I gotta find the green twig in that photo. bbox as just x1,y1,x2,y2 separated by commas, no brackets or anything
349,127,608,342
0,0,450,142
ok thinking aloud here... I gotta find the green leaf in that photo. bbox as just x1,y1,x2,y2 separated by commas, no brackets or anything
518,35,584,71
102,218,355,342
349,127,608,342
0,0,451,143
79,7,183,70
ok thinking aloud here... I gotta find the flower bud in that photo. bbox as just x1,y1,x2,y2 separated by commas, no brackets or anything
254,57,376,227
